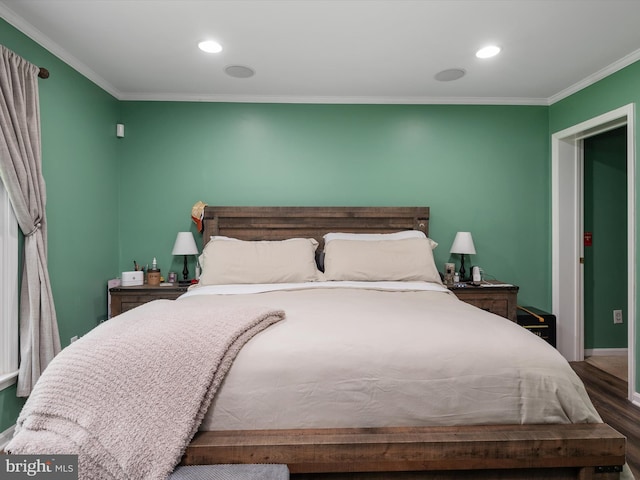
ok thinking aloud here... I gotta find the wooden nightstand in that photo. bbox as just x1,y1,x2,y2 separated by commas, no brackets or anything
109,285,189,317
448,280,519,321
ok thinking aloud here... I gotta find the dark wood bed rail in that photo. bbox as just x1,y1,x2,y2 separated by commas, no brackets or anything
182,424,625,479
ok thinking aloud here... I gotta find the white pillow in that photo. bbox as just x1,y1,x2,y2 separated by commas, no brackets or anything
209,235,237,241
323,237,442,283
199,237,323,285
324,230,438,249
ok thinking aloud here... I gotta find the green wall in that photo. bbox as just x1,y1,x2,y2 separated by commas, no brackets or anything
0,19,121,431
583,127,627,349
119,101,550,306
549,60,640,390
0,384,23,434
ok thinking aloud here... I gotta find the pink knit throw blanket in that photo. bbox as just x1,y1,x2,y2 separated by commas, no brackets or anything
7,298,285,480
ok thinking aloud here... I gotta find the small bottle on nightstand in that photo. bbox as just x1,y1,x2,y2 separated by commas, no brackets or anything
147,257,161,286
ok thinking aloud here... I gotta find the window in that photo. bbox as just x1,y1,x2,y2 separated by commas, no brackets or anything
0,178,18,390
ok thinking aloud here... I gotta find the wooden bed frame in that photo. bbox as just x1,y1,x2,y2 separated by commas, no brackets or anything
182,206,626,480
200,205,431,249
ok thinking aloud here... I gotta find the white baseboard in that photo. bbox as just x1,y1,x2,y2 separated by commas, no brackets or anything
633,392,640,409
584,348,628,356
0,424,15,451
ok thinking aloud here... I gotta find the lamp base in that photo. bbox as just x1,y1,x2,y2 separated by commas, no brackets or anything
178,280,192,286
459,254,467,282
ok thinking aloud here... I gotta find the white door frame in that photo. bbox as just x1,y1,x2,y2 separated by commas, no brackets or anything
551,103,636,403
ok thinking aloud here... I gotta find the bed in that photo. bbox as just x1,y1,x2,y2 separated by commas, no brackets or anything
6,206,627,479
178,206,628,480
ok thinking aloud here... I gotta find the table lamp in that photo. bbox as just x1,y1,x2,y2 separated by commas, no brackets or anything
450,231,476,282
172,232,198,284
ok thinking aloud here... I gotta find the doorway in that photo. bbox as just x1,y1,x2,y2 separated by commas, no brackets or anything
583,127,628,380
551,103,636,403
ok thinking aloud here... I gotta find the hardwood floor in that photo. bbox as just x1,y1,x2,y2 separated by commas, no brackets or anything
571,361,640,479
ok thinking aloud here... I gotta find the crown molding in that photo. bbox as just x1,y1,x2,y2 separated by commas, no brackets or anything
119,92,549,106
549,47,640,105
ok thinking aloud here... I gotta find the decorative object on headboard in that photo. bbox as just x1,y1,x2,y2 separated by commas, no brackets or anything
450,231,476,282
191,201,208,233
172,232,199,284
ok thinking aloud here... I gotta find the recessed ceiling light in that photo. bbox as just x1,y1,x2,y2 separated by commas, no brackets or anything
198,40,222,53
434,68,466,82
225,65,255,78
476,45,501,59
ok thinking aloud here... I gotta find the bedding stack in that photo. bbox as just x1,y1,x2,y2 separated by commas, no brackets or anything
185,230,600,431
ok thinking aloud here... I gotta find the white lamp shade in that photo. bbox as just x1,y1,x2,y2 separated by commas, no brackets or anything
450,231,476,255
172,232,198,255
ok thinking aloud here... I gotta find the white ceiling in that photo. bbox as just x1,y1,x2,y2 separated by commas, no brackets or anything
2,0,640,105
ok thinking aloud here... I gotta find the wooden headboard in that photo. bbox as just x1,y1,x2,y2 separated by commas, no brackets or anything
202,206,430,250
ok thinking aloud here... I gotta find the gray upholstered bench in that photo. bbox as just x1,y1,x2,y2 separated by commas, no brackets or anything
169,464,289,480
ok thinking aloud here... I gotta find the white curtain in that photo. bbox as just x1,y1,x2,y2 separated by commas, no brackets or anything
0,45,60,397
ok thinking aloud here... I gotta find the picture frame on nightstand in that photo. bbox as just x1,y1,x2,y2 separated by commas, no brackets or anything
444,262,455,286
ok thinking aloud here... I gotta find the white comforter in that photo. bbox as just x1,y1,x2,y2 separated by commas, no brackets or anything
179,282,600,431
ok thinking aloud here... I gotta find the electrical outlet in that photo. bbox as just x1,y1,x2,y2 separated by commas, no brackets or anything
70,335,78,343
613,310,623,324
